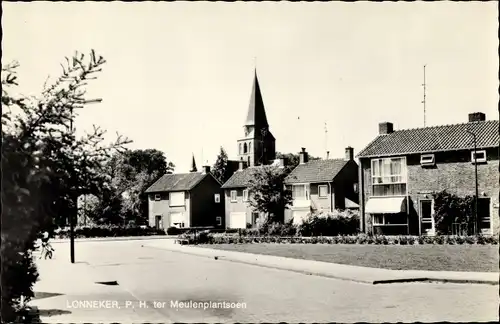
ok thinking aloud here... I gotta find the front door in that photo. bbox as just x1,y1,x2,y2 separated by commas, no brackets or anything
155,215,162,229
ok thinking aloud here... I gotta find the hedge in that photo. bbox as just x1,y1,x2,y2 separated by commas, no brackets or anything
54,225,165,239
178,232,499,245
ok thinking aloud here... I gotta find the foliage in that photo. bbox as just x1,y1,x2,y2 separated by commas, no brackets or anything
276,151,320,171
298,210,360,236
106,149,173,225
166,227,182,235
211,146,231,184
433,190,475,235
258,220,297,236
77,194,100,226
180,233,498,245
54,224,165,238
247,165,292,223
1,50,129,322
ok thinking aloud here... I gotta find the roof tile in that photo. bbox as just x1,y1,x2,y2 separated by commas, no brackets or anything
285,159,349,184
145,172,207,193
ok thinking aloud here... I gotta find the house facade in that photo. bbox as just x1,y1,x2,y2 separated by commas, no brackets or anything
284,147,359,224
357,112,499,236
221,69,280,228
145,165,225,230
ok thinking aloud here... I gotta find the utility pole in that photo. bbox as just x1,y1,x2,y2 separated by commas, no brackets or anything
467,129,479,235
422,65,427,127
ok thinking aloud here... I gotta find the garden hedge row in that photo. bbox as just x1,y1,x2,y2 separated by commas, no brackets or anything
55,225,165,238
179,232,499,245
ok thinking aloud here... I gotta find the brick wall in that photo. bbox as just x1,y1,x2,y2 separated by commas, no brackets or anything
224,188,257,227
148,192,190,229
190,175,225,228
359,147,499,235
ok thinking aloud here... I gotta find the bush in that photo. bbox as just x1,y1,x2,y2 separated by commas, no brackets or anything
54,224,165,238
298,210,360,237
166,227,181,235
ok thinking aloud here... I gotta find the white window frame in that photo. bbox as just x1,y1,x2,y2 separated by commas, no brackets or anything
420,154,435,166
169,191,185,207
372,214,384,225
216,216,222,226
371,157,407,184
471,150,487,164
318,185,328,198
243,189,249,202
292,184,310,200
230,190,237,202
154,194,161,201
214,193,220,203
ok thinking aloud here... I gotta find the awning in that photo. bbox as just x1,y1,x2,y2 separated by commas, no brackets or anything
345,198,359,209
365,197,406,214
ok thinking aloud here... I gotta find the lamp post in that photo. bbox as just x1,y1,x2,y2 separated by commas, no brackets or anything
68,98,102,264
466,129,479,235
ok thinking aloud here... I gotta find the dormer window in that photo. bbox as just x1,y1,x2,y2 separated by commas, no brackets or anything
471,150,487,164
420,154,435,167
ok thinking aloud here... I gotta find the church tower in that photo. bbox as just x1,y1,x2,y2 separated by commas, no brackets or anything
237,70,276,167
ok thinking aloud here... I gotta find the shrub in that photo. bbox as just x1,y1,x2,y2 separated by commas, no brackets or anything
54,224,165,238
298,210,360,237
166,227,181,235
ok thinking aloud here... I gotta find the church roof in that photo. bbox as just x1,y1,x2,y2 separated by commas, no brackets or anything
245,70,269,129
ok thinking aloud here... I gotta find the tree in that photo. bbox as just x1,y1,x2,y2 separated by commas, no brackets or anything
247,165,292,224
1,50,129,322
109,149,174,224
276,151,320,171
212,146,230,183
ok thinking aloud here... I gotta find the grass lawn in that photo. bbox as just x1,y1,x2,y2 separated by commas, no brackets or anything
205,244,499,272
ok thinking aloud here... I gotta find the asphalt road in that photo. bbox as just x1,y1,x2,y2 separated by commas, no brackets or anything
32,239,499,323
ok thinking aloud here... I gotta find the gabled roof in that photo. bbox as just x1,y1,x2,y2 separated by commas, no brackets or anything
357,120,499,158
285,159,349,184
221,167,259,189
145,172,208,193
245,70,269,129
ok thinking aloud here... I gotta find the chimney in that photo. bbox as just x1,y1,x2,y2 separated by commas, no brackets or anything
468,112,486,122
379,122,394,135
202,165,211,174
238,159,246,171
299,147,309,164
345,147,354,161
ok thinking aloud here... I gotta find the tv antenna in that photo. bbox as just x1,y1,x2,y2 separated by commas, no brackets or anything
324,122,328,159
422,64,427,127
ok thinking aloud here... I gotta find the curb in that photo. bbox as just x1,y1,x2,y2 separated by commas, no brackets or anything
145,244,499,286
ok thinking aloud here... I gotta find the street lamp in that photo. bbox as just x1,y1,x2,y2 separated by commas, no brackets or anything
68,98,102,264
466,129,479,235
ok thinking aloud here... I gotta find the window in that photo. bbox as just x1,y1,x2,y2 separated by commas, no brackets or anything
252,212,259,227
248,142,252,153
216,216,222,226
318,185,328,198
214,194,220,203
243,189,249,202
154,194,161,201
243,143,248,154
420,200,435,235
230,190,237,202
239,143,242,154
471,150,487,163
292,184,309,200
478,198,491,234
169,192,185,206
373,215,384,225
353,183,359,193
420,154,435,166
371,157,407,196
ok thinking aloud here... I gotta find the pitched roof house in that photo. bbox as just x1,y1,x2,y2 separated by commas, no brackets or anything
145,164,224,230
284,147,359,224
357,112,499,236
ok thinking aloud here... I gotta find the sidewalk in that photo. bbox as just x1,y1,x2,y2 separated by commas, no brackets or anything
29,256,164,323
144,240,499,285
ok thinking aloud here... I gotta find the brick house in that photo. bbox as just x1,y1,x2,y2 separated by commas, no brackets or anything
284,147,359,224
221,70,281,228
357,112,499,236
145,164,224,230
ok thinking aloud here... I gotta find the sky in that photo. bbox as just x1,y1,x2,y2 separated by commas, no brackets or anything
3,2,499,172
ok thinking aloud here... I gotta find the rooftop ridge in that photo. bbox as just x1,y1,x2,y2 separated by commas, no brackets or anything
390,119,498,133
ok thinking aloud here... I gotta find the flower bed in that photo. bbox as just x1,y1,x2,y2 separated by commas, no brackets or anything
178,232,499,245
54,225,165,238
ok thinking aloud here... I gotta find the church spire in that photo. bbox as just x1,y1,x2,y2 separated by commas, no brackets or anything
245,70,269,129
190,154,197,172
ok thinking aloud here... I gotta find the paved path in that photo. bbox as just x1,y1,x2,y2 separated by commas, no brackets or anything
146,240,499,285
30,239,499,323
